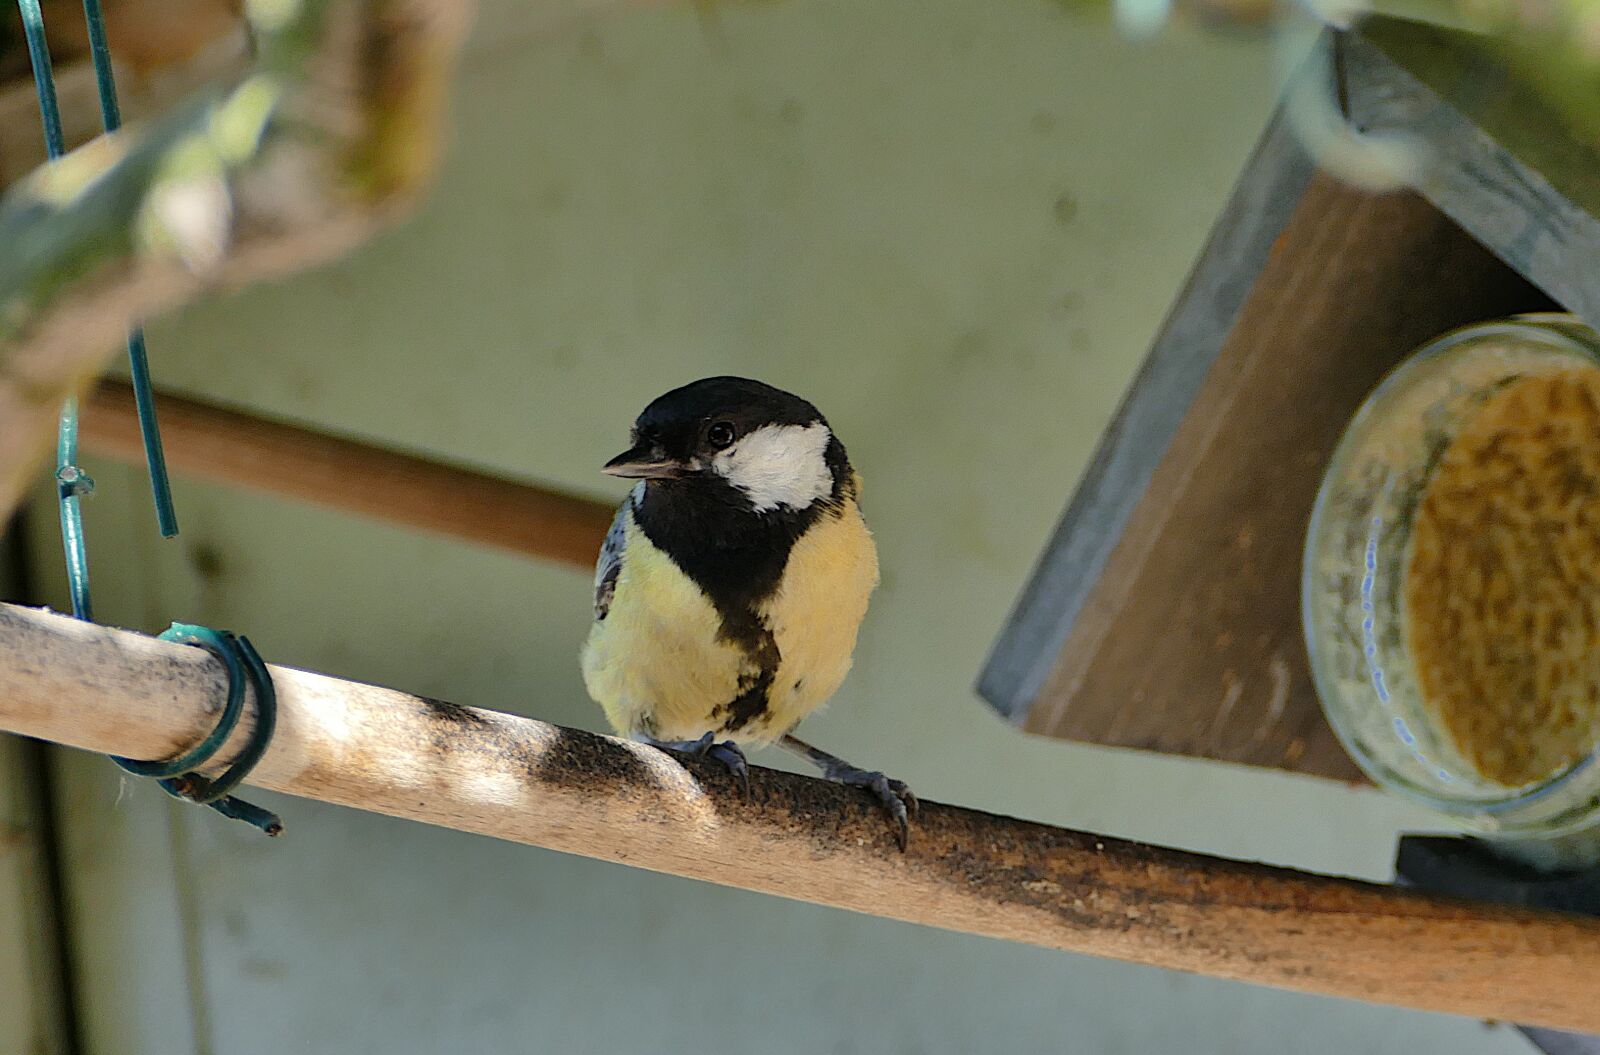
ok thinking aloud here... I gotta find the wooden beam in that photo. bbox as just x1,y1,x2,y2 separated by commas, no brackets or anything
1,603,1599,1032
1344,20,1600,325
79,380,616,570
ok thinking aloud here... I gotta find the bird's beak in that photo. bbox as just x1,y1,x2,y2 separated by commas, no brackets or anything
602,444,689,480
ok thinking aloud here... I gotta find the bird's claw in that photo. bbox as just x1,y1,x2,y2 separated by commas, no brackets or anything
826,763,918,851
780,734,918,852
650,733,751,799
871,774,917,851
705,739,751,799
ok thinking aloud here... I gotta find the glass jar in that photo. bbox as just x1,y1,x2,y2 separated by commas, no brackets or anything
1303,313,1600,872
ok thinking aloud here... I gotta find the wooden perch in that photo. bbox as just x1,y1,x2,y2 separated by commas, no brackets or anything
80,380,617,570
0,0,474,521
1,602,1598,1032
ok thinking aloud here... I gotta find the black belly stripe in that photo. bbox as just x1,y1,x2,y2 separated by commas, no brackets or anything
712,609,781,733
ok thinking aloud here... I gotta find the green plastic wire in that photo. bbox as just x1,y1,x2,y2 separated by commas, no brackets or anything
14,0,281,836
16,0,62,156
81,0,180,540
17,0,182,625
54,406,94,622
79,0,122,126
17,0,95,620
112,624,283,835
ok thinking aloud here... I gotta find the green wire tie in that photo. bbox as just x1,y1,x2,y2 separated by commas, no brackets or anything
16,0,93,621
113,624,283,836
18,0,179,586
14,1,278,832
79,0,178,539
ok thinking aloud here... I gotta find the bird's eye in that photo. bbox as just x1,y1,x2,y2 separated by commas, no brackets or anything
707,421,737,449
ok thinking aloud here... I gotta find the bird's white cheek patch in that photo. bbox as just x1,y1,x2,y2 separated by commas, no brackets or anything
713,423,833,511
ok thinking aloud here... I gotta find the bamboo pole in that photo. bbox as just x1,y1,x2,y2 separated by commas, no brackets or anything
0,603,1597,1032
80,380,616,570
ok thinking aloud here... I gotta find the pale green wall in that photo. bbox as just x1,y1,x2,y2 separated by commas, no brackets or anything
14,1,1532,1052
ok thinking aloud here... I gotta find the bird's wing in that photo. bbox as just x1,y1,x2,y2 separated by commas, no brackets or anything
593,494,632,621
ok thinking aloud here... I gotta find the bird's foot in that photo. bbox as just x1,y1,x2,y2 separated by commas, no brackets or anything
647,733,751,798
827,766,917,851
781,735,918,851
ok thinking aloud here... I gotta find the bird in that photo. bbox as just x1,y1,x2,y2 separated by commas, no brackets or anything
581,376,917,848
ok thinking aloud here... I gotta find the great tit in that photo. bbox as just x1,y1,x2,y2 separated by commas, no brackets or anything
581,376,917,847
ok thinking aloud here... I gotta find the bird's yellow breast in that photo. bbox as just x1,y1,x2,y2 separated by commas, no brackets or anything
756,503,878,735
580,499,878,745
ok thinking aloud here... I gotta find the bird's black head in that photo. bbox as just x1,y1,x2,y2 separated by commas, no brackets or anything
603,376,850,513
